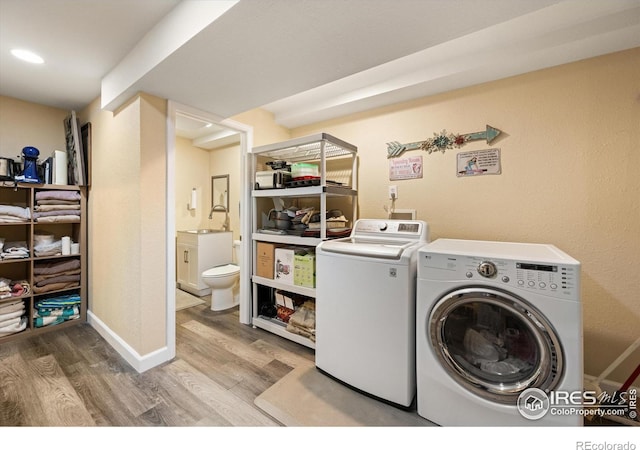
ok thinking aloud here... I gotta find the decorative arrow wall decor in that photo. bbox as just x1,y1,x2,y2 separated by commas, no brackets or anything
387,125,502,158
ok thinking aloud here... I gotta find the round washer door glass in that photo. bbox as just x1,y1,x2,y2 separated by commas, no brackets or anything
430,287,564,404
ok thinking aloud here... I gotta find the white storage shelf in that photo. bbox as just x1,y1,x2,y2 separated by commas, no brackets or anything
250,133,358,350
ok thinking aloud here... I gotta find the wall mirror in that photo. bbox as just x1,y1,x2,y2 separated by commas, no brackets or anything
211,174,229,212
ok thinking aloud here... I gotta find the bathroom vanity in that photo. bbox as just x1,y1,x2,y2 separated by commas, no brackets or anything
176,230,232,296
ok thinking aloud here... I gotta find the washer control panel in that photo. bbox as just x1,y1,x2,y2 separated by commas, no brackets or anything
421,252,580,299
352,219,428,240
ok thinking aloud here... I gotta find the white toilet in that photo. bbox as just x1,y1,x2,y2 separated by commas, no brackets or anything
201,240,241,311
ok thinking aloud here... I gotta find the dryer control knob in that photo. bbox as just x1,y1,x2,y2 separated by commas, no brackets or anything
477,261,498,278
378,222,388,231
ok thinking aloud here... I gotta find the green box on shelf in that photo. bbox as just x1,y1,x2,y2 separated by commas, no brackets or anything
294,251,316,288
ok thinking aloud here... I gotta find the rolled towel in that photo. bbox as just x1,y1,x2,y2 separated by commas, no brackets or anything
10,280,30,297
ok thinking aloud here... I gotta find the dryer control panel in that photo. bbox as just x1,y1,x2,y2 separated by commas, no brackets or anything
419,252,580,301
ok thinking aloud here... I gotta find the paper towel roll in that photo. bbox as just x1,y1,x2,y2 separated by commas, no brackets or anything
190,188,197,210
71,243,80,254
61,236,71,255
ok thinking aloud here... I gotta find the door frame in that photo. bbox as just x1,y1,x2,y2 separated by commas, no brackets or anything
166,101,253,359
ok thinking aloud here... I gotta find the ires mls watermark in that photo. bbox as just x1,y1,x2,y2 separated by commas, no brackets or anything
516,387,637,420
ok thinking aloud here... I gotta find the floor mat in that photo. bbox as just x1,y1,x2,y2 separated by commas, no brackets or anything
254,365,434,427
176,289,206,311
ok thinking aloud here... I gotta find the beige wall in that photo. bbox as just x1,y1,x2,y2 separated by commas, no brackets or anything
232,108,290,147
175,136,211,232
3,46,637,383
174,138,242,241
208,143,241,238
289,48,640,383
81,93,167,356
0,96,67,159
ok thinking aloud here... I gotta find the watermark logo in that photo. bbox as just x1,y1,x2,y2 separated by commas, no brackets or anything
517,387,637,420
517,388,550,420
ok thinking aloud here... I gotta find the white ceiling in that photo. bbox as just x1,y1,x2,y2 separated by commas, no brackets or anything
1,0,639,147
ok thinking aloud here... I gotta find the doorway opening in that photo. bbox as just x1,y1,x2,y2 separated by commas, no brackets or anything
166,101,253,360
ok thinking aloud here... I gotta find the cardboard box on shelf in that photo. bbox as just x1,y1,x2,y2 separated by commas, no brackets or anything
256,242,286,279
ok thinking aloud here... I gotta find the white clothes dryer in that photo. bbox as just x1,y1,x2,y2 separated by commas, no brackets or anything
316,219,429,407
416,239,582,426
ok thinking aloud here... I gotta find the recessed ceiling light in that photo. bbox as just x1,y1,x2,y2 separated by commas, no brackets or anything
11,49,44,64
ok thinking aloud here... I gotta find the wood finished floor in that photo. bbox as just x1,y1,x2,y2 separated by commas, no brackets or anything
0,302,315,426
0,301,627,427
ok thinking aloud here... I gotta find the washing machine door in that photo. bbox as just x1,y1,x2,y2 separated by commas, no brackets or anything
429,287,564,404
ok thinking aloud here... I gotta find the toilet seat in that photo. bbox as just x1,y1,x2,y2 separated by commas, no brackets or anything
202,264,240,278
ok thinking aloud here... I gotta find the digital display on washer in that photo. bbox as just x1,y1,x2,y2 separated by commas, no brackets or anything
398,223,419,233
516,263,557,272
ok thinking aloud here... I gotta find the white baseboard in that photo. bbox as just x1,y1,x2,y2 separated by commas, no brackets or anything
584,373,639,394
87,310,174,373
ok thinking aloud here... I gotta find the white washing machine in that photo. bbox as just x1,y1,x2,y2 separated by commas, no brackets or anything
316,219,429,407
416,239,582,426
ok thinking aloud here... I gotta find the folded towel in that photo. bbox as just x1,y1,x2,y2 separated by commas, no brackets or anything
0,316,27,336
35,306,79,318
0,205,31,220
35,199,80,205
0,308,25,322
34,259,81,275
32,281,80,294
35,294,81,309
35,274,81,288
33,306,79,328
0,214,29,223
34,204,81,212
33,240,62,257
33,209,82,218
33,269,81,284
0,316,21,329
35,190,81,202
35,215,81,223
2,240,28,249
0,300,25,314
1,241,29,259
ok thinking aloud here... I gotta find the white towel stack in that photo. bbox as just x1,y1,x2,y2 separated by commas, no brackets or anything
0,299,27,337
0,241,29,260
0,204,31,223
